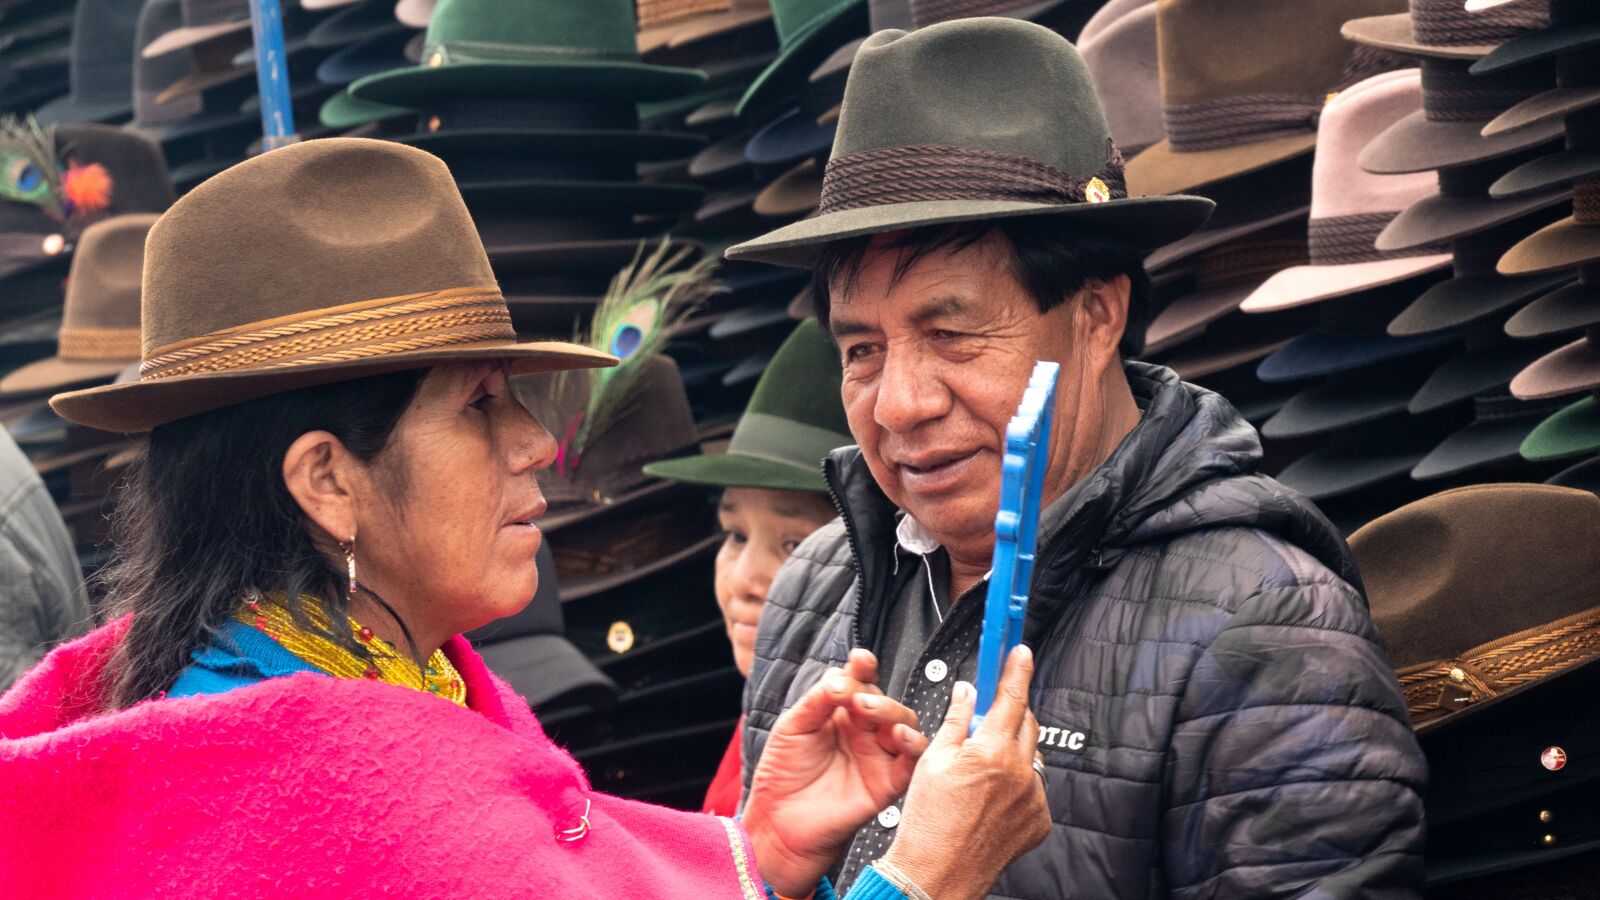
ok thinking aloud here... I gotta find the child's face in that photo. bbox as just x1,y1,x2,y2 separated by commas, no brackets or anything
714,487,835,676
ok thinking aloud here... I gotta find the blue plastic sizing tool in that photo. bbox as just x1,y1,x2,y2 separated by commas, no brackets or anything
971,360,1059,735
248,0,298,150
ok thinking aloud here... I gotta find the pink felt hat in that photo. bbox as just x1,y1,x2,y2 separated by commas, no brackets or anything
1242,70,1452,314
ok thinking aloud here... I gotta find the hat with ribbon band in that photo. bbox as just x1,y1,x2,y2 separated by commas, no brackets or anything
726,18,1213,268
50,139,613,434
645,318,849,492
0,213,152,397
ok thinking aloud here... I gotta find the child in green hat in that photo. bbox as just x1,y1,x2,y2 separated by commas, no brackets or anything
644,317,851,815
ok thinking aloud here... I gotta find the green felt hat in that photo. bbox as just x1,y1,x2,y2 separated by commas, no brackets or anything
735,0,868,119
1522,394,1600,462
726,18,1214,268
644,318,849,492
347,0,707,108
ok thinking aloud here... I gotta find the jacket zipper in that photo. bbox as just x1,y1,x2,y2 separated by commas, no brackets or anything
822,457,870,651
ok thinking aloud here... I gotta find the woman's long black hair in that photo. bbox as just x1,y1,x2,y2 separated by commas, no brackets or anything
98,369,427,710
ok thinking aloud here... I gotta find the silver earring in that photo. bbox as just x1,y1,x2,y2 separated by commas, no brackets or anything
345,536,358,601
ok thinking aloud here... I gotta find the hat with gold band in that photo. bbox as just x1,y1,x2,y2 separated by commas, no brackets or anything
51,139,613,434
0,213,154,397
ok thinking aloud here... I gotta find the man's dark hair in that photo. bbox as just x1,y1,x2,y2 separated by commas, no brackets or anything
810,219,1153,357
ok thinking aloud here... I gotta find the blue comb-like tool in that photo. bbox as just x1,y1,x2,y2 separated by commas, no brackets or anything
971,360,1059,735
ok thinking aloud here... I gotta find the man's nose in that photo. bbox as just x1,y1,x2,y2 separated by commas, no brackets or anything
873,347,950,433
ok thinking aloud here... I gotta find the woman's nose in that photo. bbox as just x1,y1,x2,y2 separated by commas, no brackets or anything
509,405,559,474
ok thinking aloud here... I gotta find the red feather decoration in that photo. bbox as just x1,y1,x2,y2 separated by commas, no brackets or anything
62,162,112,216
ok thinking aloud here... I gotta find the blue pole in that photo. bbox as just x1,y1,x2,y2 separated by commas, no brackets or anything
247,0,297,150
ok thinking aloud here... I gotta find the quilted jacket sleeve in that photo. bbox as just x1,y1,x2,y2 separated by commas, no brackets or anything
1160,575,1428,899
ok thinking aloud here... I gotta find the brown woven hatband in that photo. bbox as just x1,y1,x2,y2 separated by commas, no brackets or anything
818,143,1127,215
58,327,142,362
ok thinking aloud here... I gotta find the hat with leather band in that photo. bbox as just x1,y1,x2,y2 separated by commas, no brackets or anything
50,138,613,434
1349,483,1600,735
644,318,849,493
726,18,1213,268
348,0,707,107
0,213,152,397
1126,0,1409,199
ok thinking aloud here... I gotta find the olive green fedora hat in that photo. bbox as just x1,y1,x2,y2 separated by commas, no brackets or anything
644,318,850,492
50,139,614,433
735,0,868,119
348,0,707,107
725,18,1214,268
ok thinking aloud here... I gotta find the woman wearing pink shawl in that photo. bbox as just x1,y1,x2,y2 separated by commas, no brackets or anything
0,140,1049,900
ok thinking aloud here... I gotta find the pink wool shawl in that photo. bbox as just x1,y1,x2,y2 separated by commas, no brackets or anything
0,619,767,899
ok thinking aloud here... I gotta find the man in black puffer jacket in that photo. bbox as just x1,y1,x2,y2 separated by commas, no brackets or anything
723,17,1426,900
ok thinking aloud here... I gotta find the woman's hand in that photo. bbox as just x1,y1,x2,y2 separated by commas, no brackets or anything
743,649,928,897
880,644,1051,900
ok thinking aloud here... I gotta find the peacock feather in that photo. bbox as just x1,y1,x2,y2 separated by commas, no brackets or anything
534,238,716,477
0,116,63,218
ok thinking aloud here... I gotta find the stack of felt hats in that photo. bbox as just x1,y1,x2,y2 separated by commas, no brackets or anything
1352,484,1600,895
0,0,76,115
1466,0,1600,492
1126,0,1408,468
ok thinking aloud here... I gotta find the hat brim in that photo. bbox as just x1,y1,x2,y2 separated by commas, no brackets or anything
810,34,865,85
0,356,133,398
1547,453,1600,491
1276,444,1430,500
644,450,830,492
1500,217,1600,276
1256,330,1461,383
1413,414,1544,479
1388,269,1574,336
1242,253,1452,314
1484,85,1600,138
1144,281,1257,355
725,194,1216,268
31,93,134,126
319,89,411,129
744,105,836,168
735,0,867,119
1471,21,1600,75
1492,149,1600,199
1262,375,1417,440
1161,333,1294,381
156,62,255,105
141,19,252,59
401,127,705,163
51,338,615,433
1126,132,1318,198
349,59,709,108
1522,396,1600,461
753,157,821,218
1409,343,1555,413
1358,110,1565,176
1506,277,1600,338
1144,201,1308,273
1376,187,1571,252
1341,13,1497,61
688,135,751,181
476,633,618,710
307,10,410,51
1511,336,1600,400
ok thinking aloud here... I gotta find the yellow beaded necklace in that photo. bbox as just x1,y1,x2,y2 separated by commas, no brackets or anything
236,594,467,707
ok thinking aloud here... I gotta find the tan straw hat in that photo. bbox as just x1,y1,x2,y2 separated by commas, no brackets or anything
0,213,155,398
51,138,613,433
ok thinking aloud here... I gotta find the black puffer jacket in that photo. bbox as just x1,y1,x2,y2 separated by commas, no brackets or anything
743,363,1427,899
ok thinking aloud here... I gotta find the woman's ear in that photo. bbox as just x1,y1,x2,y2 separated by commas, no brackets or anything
282,430,359,544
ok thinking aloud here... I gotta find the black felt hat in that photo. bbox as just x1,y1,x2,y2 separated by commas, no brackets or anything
32,0,139,125
1505,265,1600,338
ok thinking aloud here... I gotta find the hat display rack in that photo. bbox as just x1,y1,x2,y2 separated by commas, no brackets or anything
7,0,1600,853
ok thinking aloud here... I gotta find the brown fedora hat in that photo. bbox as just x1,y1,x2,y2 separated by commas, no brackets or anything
0,213,154,397
1243,70,1452,314
50,139,613,433
1498,177,1600,275
1349,482,1600,734
1125,0,1406,199
1342,0,1548,61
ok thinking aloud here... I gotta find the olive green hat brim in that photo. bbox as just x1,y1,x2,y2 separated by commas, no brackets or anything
320,90,412,129
735,0,867,119
1522,396,1600,462
724,194,1215,268
349,59,708,108
644,451,829,493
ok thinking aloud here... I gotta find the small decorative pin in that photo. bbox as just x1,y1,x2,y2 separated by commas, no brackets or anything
607,621,635,654
427,51,444,68
1541,746,1568,772
1084,177,1111,204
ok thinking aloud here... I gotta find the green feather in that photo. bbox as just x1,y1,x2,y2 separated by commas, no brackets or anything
0,116,62,217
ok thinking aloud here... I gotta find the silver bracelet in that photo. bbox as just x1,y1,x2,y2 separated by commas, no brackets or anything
873,859,935,900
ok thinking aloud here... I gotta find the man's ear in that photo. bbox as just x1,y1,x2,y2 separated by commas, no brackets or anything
1077,274,1131,371
282,430,359,545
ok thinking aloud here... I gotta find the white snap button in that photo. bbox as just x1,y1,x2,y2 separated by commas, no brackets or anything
876,805,900,828
924,659,948,683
